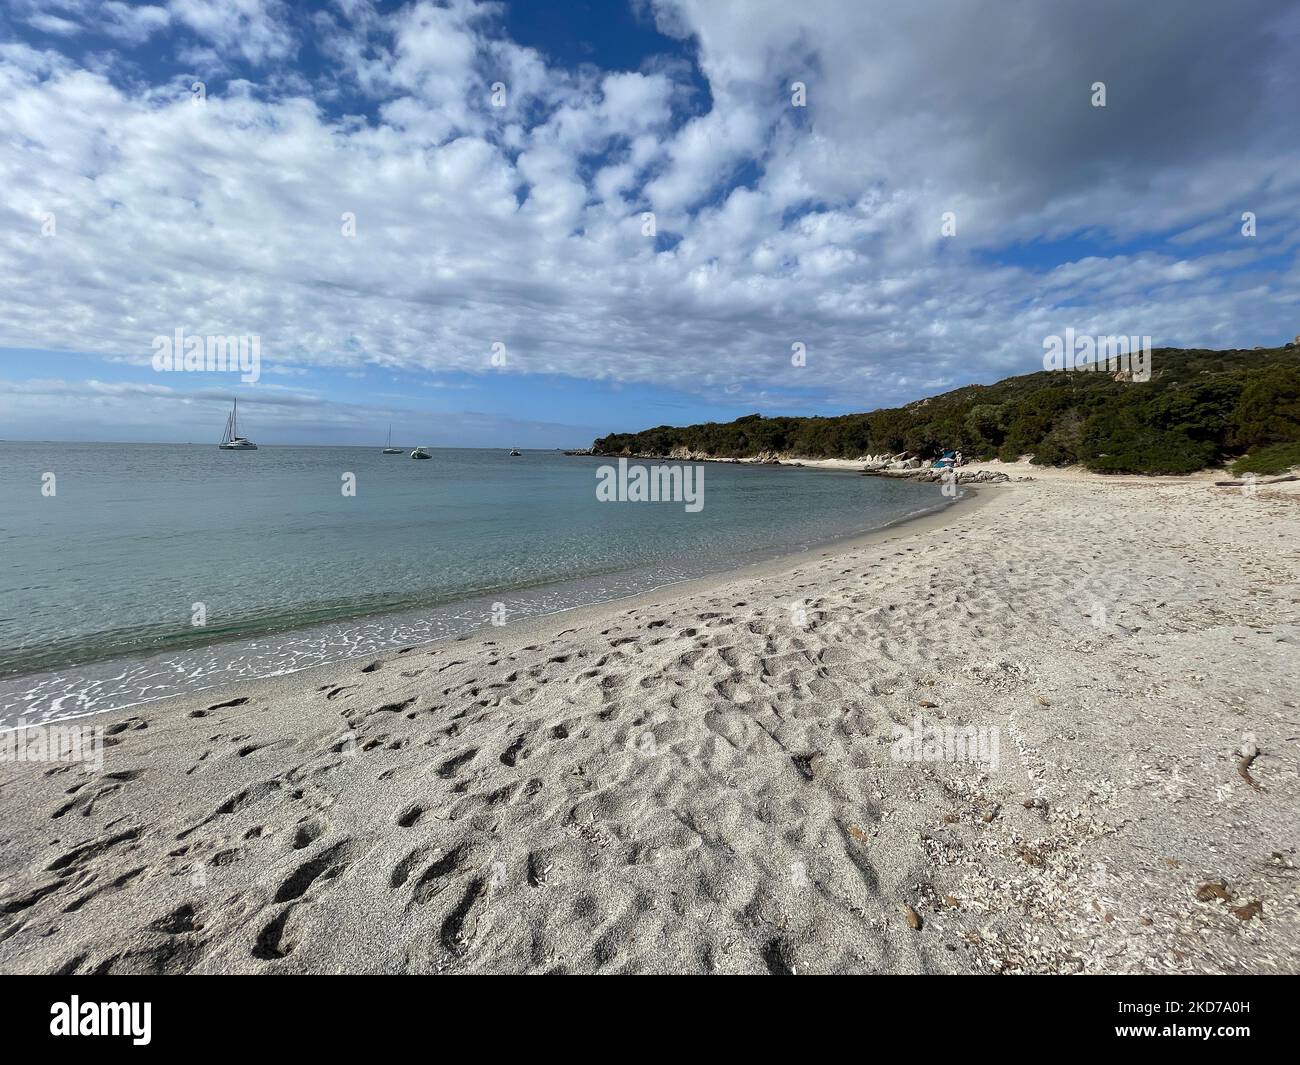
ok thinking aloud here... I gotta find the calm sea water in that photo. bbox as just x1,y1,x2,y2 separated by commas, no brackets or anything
0,443,950,726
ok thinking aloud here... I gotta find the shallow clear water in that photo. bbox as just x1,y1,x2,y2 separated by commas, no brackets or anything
0,443,949,725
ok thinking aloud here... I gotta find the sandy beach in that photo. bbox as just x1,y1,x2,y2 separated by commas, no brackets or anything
2,468,1297,975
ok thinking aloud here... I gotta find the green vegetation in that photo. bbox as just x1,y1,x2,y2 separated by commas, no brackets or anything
592,346,1300,475
1231,441,1300,477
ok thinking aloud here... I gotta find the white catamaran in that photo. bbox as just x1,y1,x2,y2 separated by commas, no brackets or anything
219,398,258,450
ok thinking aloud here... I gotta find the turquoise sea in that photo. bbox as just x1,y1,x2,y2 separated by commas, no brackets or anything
0,443,950,726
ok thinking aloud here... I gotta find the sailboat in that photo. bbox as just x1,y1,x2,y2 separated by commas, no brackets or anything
382,425,402,454
219,398,258,450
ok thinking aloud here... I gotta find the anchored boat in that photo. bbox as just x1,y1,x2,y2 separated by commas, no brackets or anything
219,399,258,450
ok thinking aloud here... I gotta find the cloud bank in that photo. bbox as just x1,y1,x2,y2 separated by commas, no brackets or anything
1,0,1298,438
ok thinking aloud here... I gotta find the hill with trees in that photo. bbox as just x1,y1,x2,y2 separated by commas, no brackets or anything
591,345,1300,475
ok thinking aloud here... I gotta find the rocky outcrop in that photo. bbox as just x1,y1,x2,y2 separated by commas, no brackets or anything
859,452,913,470
922,468,1010,484
664,447,744,463
864,466,1011,484
860,452,952,473
580,447,1010,482
589,446,783,464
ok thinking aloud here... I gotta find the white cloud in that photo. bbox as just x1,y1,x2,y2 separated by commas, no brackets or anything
167,0,296,66
101,2,171,45
0,0,1298,436
25,14,81,36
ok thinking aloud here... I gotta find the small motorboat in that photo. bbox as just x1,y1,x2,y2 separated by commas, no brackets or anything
411,447,432,460
508,448,522,456
382,425,402,454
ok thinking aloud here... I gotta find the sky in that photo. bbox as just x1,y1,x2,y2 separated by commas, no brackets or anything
1,0,1298,447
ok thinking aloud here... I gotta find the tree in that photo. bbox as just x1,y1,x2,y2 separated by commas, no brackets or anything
1232,365,1300,449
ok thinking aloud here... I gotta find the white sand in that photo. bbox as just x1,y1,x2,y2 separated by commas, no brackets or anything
1,473,1297,974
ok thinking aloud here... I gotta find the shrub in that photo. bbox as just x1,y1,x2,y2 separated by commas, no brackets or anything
1231,441,1300,476
1080,409,1216,474
1232,365,1300,448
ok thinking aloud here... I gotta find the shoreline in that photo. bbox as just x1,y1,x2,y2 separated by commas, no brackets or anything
217,485,995,719
0,483,982,733
1,472,1295,974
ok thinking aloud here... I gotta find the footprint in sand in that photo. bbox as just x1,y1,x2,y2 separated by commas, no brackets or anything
272,839,360,904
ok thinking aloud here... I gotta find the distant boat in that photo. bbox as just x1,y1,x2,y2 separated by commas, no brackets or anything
411,447,431,460
382,425,402,454
219,398,258,450
508,448,522,456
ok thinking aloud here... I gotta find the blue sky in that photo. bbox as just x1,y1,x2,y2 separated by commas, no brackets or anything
1,0,1298,446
